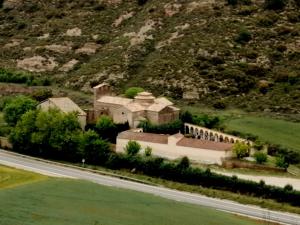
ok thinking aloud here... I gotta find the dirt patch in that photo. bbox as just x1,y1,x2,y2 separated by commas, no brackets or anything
65,28,82,37
59,59,79,72
17,56,58,72
103,0,122,4
37,33,50,40
75,43,100,55
4,39,24,48
164,3,182,17
124,20,155,46
44,44,72,54
186,0,215,13
113,12,134,27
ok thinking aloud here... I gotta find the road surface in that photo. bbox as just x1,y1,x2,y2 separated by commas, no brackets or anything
215,171,300,190
0,150,299,225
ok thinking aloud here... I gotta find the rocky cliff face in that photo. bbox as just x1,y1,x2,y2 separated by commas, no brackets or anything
0,0,299,113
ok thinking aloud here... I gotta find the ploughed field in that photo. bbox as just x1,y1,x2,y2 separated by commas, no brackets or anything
0,165,270,225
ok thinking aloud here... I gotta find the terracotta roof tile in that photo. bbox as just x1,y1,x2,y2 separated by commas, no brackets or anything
177,137,233,151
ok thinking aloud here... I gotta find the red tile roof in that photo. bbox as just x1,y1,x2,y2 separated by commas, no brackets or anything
177,137,233,151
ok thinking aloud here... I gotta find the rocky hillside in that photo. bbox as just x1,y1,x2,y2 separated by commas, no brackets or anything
0,0,300,113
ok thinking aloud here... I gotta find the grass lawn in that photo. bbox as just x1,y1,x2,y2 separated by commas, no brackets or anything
225,116,300,152
0,166,271,225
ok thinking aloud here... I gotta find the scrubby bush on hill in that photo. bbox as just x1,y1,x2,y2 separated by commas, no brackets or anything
264,0,286,10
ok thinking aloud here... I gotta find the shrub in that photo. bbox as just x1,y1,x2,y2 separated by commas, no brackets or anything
31,89,53,102
138,120,183,135
124,87,144,98
254,151,267,164
177,156,190,170
227,0,238,5
233,142,250,159
125,140,141,156
264,0,286,10
137,0,148,5
257,12,279,27
213,100,227,109
144,146,152,157
275,156,289,169
235,29,252,44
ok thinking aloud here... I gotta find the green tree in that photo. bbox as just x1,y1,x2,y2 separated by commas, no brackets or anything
95,115,117,142
9,110,38,154
124,87,144,98
180,111,193,123
233,142,250,159
30,109,82,161
253,151,267,164
125,140,141,156
80,130,111,165
235,29,252,44
3,96,37,126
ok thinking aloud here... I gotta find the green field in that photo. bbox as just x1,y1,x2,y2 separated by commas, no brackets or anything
0,166,46,189
0,166,268,225
225,116,300,152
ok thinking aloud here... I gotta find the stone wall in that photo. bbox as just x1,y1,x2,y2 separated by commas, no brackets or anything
0,137,12,149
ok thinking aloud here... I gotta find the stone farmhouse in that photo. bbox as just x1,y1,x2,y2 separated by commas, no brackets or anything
116,131,233,165
38,97,87,130
90,83,180,128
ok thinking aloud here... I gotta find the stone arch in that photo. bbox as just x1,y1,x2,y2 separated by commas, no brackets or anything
185,125,189,134
204,131,209,140
199,130,204,139
224,137,229,143
209,132,214,141
214,134,219,142
190,127,194,135
230,138,235,143
195,128,199,137
219,135,224,142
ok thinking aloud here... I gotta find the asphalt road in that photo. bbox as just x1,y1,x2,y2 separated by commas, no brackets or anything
0,150,299,225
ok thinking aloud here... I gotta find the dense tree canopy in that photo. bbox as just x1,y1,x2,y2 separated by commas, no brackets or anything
80,130,111,164
3,95,37,126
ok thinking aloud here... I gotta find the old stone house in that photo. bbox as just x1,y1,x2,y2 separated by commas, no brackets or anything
38,97,87,130
91,83,180,128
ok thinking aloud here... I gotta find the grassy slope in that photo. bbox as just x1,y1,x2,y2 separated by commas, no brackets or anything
225,116,300,151
0,166,270,225
0,165,47,189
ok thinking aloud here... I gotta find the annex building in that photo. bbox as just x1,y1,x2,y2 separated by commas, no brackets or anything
116,131,233,165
